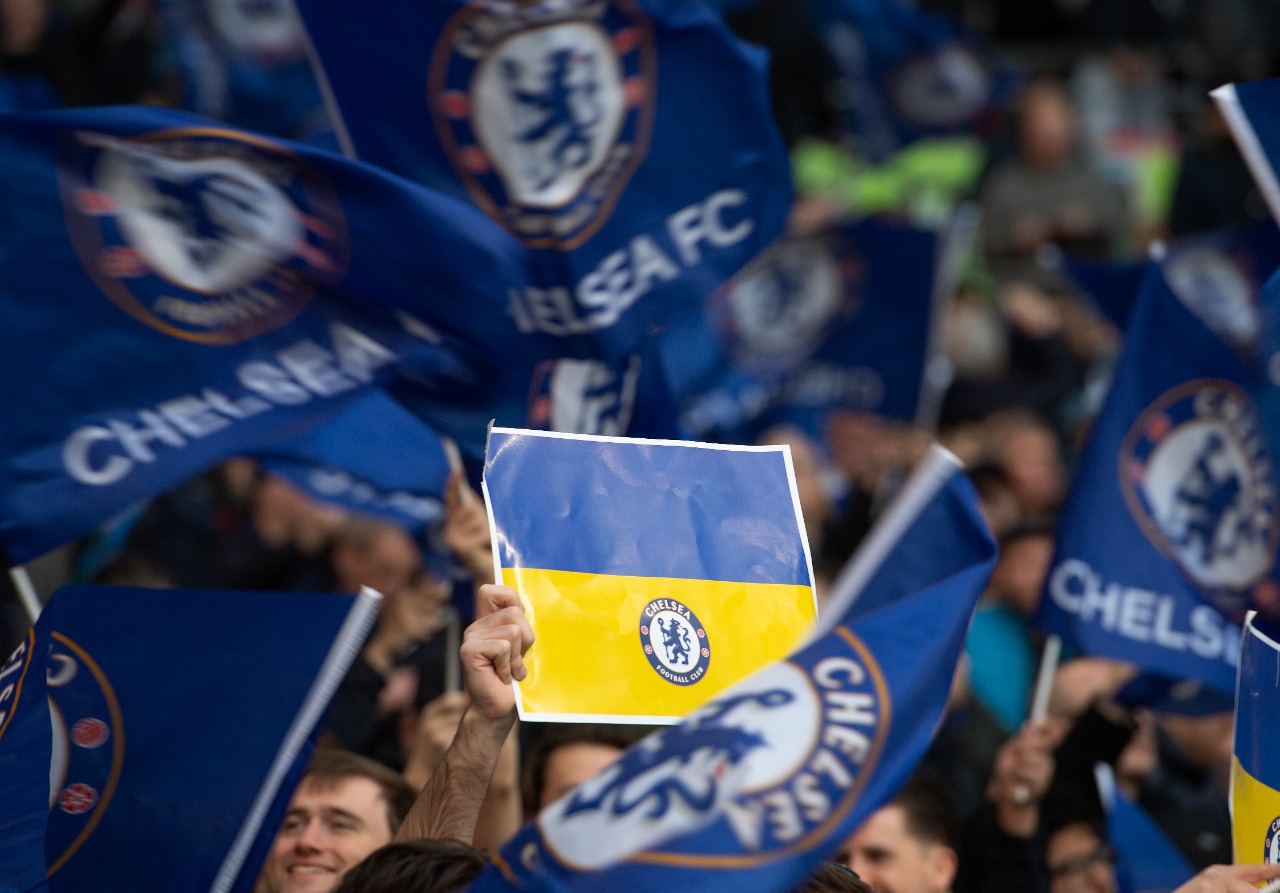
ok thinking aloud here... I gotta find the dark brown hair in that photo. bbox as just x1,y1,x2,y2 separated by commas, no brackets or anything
520,724,636,816
302,748,418,835
330,838,486,893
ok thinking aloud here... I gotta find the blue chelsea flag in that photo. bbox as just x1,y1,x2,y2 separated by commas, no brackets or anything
155,0,333,143
0,584,379,893
1214,78,1280,227
659,214,960,445
468,445,996,892
814,0,1018,161
0,106,533,565
295,0,793,361
253,391,453,540
1033,262,1280,693
1058,221,1280,339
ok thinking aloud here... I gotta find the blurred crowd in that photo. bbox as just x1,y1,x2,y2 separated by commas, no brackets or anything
3,0,1279,891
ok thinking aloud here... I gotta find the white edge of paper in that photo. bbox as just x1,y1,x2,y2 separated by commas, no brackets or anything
486,427,818,723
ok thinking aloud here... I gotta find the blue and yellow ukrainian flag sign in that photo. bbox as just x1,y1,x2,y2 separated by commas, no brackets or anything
1231,612,1280,863
483,427,817,723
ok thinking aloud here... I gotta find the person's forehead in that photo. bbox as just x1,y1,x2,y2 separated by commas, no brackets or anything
853,804,913,846
546,742,624,777
1047,823,1102,860
291,775,387,820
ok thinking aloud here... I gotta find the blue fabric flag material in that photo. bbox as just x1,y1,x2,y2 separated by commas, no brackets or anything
468,444,996,891
1095,764,1194,893
1230,612,1280,863
296,0,793,361
814,0,1017,161
156,0,332,142
1059,222,1280,340
0,583,379,893
0,105,532,564
254,391,452,539
1033,263,1280,693
1212,81,1280,472
659,216,948,445
1214,79,1280,227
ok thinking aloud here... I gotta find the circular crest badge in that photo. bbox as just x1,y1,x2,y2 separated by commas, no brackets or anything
58,126,348,345
45,633,125,877
1121,379,1279,613
888,43,992,129
538,629,890,869
708,234,859,374
1267,815,1280,863
205,0,307,61
429,0,656,249
1163,245,1260,348
639,597,710,686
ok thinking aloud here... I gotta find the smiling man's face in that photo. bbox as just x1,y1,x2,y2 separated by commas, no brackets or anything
259,775,395,893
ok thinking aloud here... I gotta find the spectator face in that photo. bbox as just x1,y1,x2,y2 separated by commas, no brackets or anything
260,776,395,893
0,0,49,56
998,423,1066,515
1160,710,1234,775
1046,823,1117,893
988,532,1055,616
333,525,422,600
538,742,625,810
834,805,955,893
1019,83,1077,171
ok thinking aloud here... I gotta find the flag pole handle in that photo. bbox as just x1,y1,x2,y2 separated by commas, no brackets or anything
1011,634,1062,805
1029,634,1062,723
441,437,472,507
7,565,42,623
443,607,462,694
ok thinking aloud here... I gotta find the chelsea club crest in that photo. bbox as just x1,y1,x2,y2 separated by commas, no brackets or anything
1121,379,1279,613
640,597,710,686
709,234,861,374
429,0,656,250
536,629,890,869
1267,816,1280,863
887,43,993,130
58,127,348,345
1163,244,1261,348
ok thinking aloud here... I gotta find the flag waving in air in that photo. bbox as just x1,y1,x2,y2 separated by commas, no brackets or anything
1213,78,1280,225
469,444,996,892
296,0,793,361
0,105,531,565
483,428,817,723
814,0,1018,161
1230,611,1280,865
0,583,379,893
1034,261,1279,693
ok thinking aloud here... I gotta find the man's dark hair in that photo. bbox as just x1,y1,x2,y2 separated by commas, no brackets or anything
302,748,418,835
892,774,961,851
967,462,1012,500
520,724,637,816
794,863,872,893
998,518,1058,551
330,838,486,893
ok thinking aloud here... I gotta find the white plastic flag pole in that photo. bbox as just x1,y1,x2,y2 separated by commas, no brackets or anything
441,436,472,507
1013,633,1063,805
443,606,462,694
1029,634,1062,722
8,566,42,623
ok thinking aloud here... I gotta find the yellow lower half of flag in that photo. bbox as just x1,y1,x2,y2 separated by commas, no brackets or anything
503,567,816,722
1231,756,1280,863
